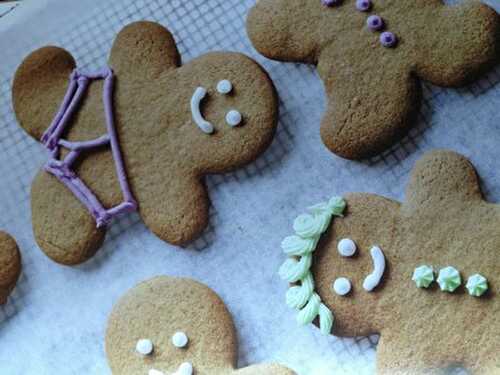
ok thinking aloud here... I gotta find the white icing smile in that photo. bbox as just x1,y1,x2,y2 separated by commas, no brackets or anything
190,82,242,134
363,246,386,292
191,87,214,134
148,362,193,375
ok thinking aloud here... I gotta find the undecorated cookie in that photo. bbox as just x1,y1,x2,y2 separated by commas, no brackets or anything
247,0,500,159
0,231,21,305
279,150,500,374
105,276,295,375
12,21,278,265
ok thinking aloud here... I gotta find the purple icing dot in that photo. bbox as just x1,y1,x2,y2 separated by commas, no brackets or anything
366,15,384,31
356,0,371,12
380,31,397,47
322,0,341,6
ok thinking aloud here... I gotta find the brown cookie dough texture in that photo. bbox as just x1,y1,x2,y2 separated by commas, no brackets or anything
12,21,278,265
0,231,21,305
247,0,500,159
105,276,295,375
309,150,499,374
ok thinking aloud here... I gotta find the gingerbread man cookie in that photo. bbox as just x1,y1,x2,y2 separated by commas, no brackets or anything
247,0,500,159
12,21,278,265
279,150,499,374
106,276,295,375
0,231,21,305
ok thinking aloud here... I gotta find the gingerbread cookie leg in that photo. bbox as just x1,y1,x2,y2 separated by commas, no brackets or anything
137,175,210,246
0,231,21,305
31,171,105,265
376,334,451,375
319,54,420,159
415,2,500,87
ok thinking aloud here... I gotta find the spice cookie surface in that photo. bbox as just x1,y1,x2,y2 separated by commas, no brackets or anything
105,276,295,375
0,231,21,305
12,21,278,265
278,150,499,374
247,0,500,159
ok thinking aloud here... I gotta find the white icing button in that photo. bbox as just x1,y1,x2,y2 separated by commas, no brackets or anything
225,110,242,127
337,238,357,257
333,277,352,296
177,362,193,375
136,339,153,356
148,370,165,375
217,79,232,94
172,331,189,348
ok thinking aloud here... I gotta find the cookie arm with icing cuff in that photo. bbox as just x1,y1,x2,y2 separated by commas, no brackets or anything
362,246,386,292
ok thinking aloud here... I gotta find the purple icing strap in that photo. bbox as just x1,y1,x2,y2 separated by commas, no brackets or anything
41,68,137,228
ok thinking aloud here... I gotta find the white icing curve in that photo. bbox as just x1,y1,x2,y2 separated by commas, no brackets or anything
190,87,214,134
363,246,386,292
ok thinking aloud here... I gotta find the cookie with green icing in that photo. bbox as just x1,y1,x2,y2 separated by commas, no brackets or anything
106,276,295,375
280,150,499,374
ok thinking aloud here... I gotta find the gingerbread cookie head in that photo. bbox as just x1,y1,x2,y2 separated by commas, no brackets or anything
248,0,500,159
12,21,278,265
280,151,500,374
106,276,295,375
0,231,21,305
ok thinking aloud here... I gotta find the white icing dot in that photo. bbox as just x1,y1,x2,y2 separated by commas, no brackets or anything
136,339,153,356
217,79,232,94
225,110,242,127
177,362,193,375
172,331,189,348
337,238,357,257
333,277,351,296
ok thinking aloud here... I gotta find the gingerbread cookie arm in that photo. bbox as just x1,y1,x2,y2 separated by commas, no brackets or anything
31,171,105,265
13,46,76,140
0,231,21,305
234,364,296,375
318,53,420,159
247,0,321,64
414,2,500,87
109,21,180,81
403,150,483,214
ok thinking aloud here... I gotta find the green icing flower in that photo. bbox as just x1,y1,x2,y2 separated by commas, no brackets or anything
437,266,461,292
466,274,488,297
412,265,434,288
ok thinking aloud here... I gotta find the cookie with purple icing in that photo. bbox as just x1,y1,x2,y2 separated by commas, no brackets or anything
278,150,500,374
105,276,295,375
12,21,278,265
0,231,21,305
247,0,500,159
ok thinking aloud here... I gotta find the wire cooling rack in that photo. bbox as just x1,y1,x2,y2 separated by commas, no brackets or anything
0,0,499,373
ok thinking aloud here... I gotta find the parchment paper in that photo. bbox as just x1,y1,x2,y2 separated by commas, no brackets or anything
0,0,499,373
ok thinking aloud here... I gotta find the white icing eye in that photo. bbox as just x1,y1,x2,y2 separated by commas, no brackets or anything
136,339,153,356
177,362,193,375
333,277,352,296
226,110,242,127
217,79,232,94
172,331,189,348
337,238,357,257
